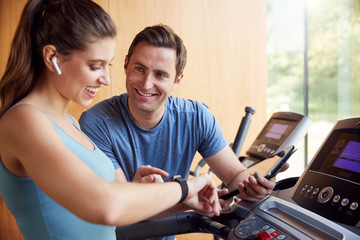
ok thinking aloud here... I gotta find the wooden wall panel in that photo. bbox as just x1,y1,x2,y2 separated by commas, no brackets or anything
0,1,27,238
0,0,27,80
0,1,267,240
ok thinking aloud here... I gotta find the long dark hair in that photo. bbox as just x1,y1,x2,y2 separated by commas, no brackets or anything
0,0,117,117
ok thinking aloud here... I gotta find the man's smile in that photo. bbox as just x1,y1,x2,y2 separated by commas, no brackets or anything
136,89,155,97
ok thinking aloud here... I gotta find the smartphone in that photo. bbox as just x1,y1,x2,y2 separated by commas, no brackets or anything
220,145,296,200
263,145,296,179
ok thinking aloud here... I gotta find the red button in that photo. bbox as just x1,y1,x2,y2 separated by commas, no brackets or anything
270,230,280,237
256,231,273,240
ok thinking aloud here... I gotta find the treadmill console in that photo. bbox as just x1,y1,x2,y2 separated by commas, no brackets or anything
242,112,310,167
291,118,360,227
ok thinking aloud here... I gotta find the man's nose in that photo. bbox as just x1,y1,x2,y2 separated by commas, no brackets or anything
141,73,153,90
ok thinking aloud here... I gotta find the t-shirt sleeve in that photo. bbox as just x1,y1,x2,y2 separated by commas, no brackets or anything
79,111,120,169
196,103,228,158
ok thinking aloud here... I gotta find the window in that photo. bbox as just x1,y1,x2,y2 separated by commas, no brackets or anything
267,0,360,179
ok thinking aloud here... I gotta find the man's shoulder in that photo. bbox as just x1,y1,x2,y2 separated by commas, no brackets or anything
167,96,205,112
81,94,127,120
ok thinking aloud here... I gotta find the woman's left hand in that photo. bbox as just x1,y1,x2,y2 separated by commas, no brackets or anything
133,165,169,183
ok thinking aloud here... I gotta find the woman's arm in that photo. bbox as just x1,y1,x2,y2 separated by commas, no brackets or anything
0,105,220,226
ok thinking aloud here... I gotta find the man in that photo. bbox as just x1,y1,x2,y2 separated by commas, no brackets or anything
79,24,284,238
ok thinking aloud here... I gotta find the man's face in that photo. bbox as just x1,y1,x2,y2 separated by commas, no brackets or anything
125,42,181,117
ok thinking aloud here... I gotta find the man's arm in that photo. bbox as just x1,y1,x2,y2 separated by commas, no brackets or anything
205,145,283,201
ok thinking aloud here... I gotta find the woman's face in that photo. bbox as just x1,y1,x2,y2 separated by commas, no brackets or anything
55,37,116,107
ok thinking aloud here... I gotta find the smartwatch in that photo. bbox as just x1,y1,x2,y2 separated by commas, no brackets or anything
168,175,188,203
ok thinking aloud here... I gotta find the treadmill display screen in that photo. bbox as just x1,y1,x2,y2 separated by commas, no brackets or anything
333,141,360,173
258,119,295,145
318,132,360,183
265,123,289,140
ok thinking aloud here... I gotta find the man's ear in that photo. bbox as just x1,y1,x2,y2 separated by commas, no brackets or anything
124,55,129,69
173,74,183,89
43,45,60,74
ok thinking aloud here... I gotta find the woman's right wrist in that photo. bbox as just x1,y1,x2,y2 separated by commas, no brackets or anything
167,175,189,203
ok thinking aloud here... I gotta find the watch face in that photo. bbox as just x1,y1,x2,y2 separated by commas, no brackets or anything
172,175,182,180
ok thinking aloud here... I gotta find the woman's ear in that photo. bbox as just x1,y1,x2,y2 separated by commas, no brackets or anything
43,45,61,75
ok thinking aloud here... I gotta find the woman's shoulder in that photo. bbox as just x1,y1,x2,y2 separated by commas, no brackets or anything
1,102,45,120
0,103,53,139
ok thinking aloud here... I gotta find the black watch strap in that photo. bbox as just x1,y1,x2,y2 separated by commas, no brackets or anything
168,175,188,203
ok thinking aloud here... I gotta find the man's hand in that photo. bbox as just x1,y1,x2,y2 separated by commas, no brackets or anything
236,163,290,201
133,165,169,183
218,188,233,212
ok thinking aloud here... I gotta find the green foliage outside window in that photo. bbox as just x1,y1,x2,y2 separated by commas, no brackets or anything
267,0,360,177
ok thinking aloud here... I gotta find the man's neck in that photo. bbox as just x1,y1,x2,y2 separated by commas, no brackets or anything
128,104,165,130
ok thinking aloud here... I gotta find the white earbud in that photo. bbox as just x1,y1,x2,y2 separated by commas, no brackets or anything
51,56,62,75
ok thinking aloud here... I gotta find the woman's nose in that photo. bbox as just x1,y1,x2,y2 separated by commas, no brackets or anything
99,69,110,86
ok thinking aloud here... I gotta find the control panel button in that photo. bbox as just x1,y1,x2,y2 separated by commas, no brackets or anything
256,228,281,240
350,202,358,211
312,188,319,195
318,186,334,203
333,195,341,203
306,186,313,193
269,229,280,237
256,231,272,240
301,184,308,192
341,198,349,207
261,225,270,230
258,144,266,152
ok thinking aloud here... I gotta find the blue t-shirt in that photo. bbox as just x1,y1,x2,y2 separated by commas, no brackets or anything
80,94,227,240
80,94,227,181
0,111,116,240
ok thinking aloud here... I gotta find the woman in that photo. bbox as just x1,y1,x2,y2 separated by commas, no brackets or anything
0,0,221,239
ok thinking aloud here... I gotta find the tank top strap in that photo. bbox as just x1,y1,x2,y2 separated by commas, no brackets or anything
8,102,78,128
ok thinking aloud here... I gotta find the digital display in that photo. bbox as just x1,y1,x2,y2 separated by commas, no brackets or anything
333,141,360,174
317,132,360,183
265,123,289,140
258,119,295,145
